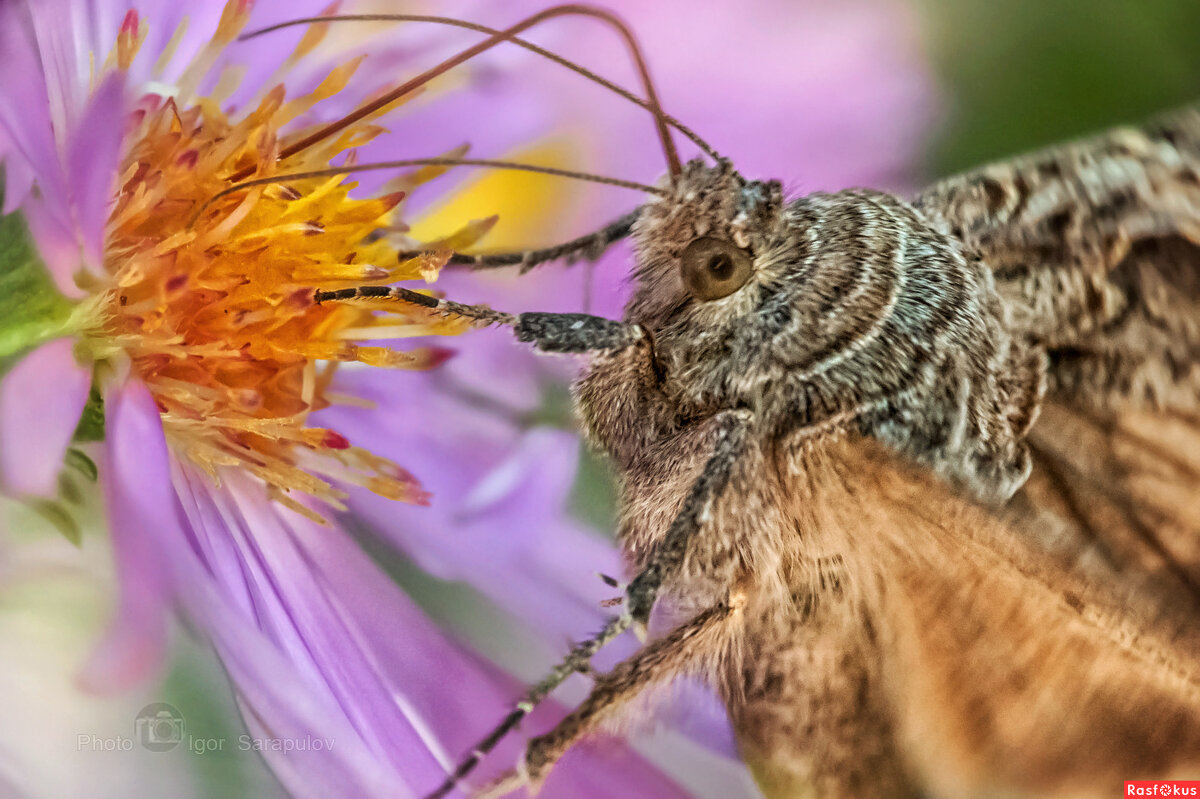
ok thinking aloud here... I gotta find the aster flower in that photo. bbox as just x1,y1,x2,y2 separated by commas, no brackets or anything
0,1,693,796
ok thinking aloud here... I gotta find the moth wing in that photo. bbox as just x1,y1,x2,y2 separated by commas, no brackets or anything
1020,401,1200,610
887,110,1200,794
913,107,1200,412
1017,228,1200,608
913,107,1200,617
814,437,1200,798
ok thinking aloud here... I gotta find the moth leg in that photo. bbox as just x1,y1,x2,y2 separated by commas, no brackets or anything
423,614,631,799
513,311,646,354
478,600,739,798
425,411,751,799
315,281,649,356
400,210,639,274
623,410,751,626
313,286,644,354
312,285,516,328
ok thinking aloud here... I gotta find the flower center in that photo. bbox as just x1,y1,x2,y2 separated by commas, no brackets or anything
86,4,467,519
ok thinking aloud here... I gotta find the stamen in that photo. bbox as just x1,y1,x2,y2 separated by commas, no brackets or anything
116,11,143,70
152,17,190,77
97,7,464,515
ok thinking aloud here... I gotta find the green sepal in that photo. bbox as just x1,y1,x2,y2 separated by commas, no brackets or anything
31,499,83,547
64,447,99,481
72,387,105,442
0,207,76,364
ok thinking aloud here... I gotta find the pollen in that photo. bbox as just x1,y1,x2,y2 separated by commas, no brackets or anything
84,3,469,519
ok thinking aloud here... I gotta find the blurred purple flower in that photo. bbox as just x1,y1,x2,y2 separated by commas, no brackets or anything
0,1,699,796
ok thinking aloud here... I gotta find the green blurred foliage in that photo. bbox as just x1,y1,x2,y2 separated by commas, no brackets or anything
916,0,1200,176
0,203,75,365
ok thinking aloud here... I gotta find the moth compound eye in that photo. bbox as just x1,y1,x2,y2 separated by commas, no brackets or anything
679,237,754,302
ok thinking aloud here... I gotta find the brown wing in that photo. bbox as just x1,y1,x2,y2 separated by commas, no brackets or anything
913,104,1200,611
753,433,1200,798
830,437,1200,798
915,104,1200,408
801,106,1200,797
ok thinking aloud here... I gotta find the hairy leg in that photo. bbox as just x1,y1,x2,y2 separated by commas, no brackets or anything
401,210,640,273
479,599,739,798
424,411,752,799
312,287,648,355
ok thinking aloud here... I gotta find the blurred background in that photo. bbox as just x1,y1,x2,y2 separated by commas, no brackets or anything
917,0,1200,175
3,0,1199,797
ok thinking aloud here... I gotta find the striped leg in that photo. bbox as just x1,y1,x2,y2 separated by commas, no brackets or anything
477,600,737,799
313,285,516,328
400,211,640,273
424,412,751,799
314,286,645,354
425,614,633,799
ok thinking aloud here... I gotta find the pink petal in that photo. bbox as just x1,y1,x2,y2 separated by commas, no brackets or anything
0,339,91,498
0,2,70,215
78,380,172,693
159,502,413,796
22,193,87,297
167,465,442,796
162,462,690,797
0,140,35,214
25,0,90,145
67,72,126,270
277,479,691,797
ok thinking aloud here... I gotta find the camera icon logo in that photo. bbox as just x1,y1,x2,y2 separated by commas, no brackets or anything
134,703,185,752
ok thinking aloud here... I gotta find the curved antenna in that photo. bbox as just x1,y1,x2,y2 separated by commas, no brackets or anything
240,12,721,162
192,156,666,228
229,5,682,184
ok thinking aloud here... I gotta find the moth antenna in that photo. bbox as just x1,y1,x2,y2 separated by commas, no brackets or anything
229,4,682,184
192,157,665,229
240,13,721,162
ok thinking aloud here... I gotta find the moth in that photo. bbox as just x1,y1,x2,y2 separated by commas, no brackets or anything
247,6,1200,798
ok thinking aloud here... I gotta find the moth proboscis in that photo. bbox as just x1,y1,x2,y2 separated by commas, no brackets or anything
244,6,1200,798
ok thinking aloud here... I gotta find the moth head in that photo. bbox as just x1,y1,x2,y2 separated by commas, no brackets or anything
627,159,787,331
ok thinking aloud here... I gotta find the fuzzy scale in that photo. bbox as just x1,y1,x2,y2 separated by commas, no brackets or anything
571,107,1200,798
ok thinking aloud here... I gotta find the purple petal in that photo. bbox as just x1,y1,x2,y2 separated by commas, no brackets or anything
0,3,71,228
268,479,691,797
67,72,126,270
0,136,35,215
25,0,92,139
161,479,416,797
21,198,89,296
656,679,742,759
0,2,95,295
319,374,633,644
78,380,172,693
163,463,689,797
142,0,370,108
194,472,448,787
0,339,91,498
